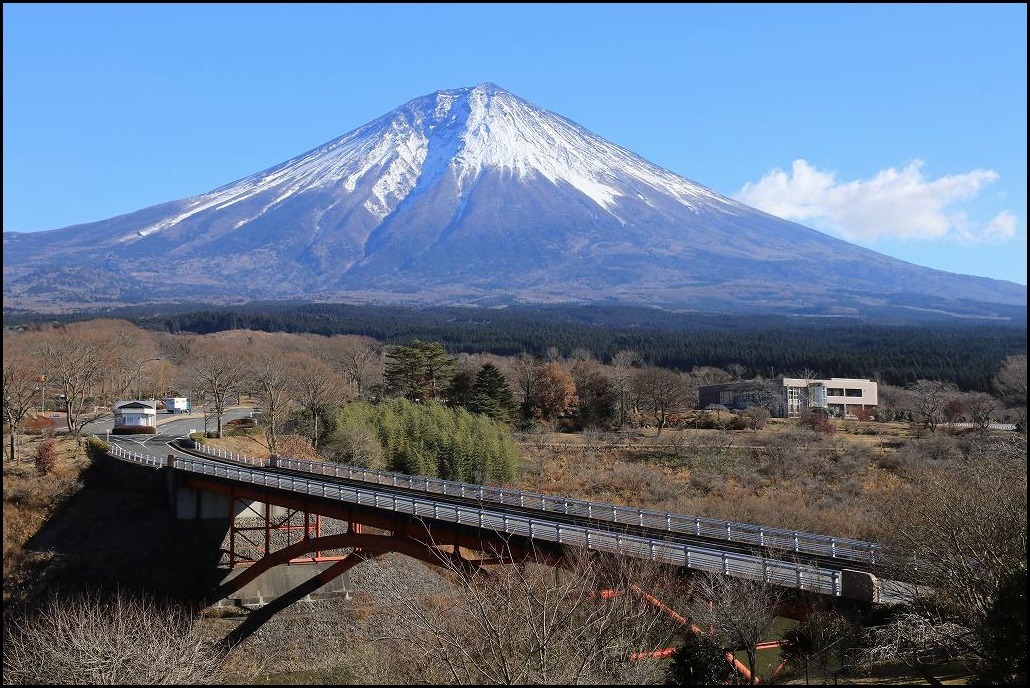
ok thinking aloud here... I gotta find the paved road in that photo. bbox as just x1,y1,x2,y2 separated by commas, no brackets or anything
84,406,254,453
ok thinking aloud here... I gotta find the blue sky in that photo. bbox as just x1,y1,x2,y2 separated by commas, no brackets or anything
3,3,1026,285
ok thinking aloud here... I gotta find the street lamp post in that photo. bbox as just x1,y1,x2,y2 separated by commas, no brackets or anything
135,357,162,401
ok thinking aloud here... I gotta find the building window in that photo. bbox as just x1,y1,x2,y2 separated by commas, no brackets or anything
845,388,864,398
826,388,845,396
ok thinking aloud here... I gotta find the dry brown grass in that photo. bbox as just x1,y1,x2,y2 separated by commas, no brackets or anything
508,420,931,541
202,428,274,459
3,434,89,602
192,417,925,542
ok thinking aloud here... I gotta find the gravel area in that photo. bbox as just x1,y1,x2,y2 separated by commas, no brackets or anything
212,551,456,683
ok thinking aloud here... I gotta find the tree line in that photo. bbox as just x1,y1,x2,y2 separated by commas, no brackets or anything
6,302,1026,391
5,319,1026,466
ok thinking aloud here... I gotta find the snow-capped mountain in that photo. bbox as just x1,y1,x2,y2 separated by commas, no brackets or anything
3,83,1026,318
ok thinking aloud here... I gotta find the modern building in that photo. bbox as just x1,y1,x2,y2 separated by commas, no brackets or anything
780,378,878,418
698,378,878,419
113,400,158,433
697,380,778,411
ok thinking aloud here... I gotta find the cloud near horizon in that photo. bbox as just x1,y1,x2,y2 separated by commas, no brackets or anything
734,159,1018,245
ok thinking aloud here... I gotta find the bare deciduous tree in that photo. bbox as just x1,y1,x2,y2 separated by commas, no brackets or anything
907,379,956,433
32,324,117,444
687,570,786,682
781,606,859,684
2,589,223,685
512,352,541,417
2,340,41,462
609,350,640,428
858,610,972,681
247,346,306,455
992,354,1026,430
941,393,966,433
324,335,384,401
291,353,347,449
158,332,199,366
875,382,912,423
632,366,690,435
879,436,1026,616
962,392,999,434
740,406,771,431
368,545,678,685
187,340,248,438
870,436,1027,678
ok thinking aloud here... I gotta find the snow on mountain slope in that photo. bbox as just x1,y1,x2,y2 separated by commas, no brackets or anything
119,83,739,246
3,83,1025,317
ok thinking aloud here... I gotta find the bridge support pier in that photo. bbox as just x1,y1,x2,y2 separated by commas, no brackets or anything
841,568,880,603
211,560,352,610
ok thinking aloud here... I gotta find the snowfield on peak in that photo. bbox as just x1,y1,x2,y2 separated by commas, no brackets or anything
123,83,738,243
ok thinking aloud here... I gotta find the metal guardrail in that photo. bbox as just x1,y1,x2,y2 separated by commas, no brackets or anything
99,437,869,597
185,442,879,565
172,453,845,596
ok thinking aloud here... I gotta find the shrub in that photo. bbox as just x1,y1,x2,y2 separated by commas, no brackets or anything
741,406,771,431
23,415,58,436
798,410,835,436
34,439,58,475
111,425,157,435
274,433,321,460
664,632,736,685
726,415,749,431
851,407,875,422
2,589,223,684
85,434,110,460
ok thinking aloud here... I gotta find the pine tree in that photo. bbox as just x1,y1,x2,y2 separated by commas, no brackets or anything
384,340,458,402
471,362,517,424
445,369,476,409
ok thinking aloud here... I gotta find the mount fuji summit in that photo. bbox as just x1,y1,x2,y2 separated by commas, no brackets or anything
3,83,1026,318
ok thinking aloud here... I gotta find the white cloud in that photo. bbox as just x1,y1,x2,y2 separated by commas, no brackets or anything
734,159,1016,245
